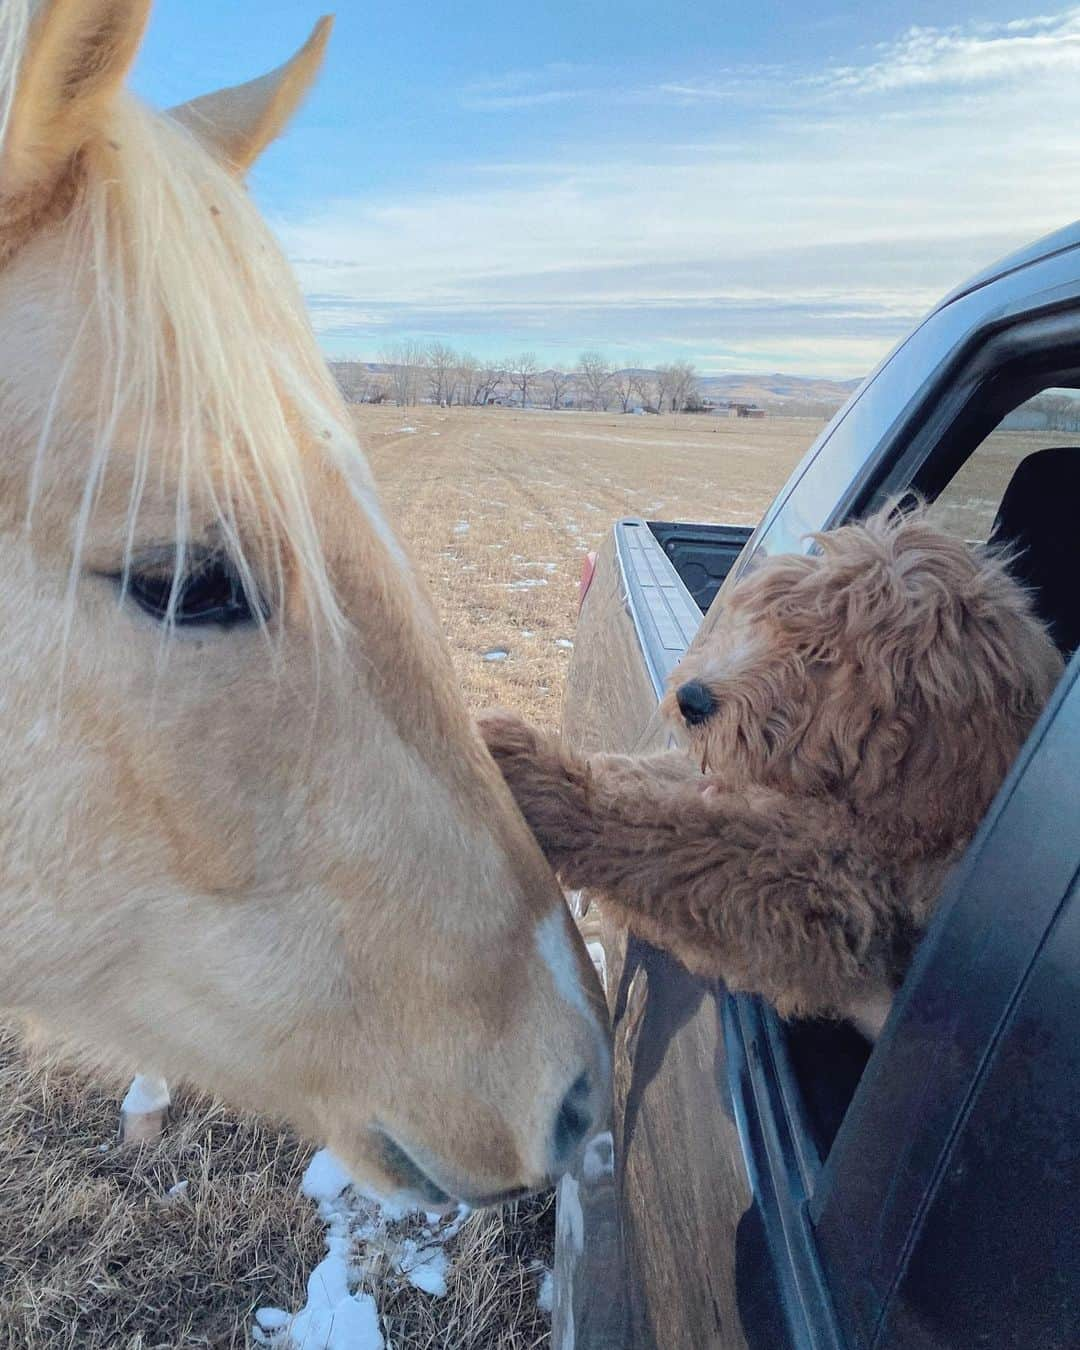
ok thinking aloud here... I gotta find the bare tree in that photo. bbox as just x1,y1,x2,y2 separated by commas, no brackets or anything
666,360,699,414
474,362,505,406
508,352,539,408
648,363,696,414
378,339,425,406
576,350,613,411
1033,391,1080,432
611,369,639,413
653,365,674,414
548,368,571,409
627,370,650,411
456,352,480,408
424,341,459,407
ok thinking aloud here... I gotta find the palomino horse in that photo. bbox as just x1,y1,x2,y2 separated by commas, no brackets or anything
0,0,608,1209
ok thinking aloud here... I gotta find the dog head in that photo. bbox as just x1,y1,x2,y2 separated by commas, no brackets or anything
663,508,1063,852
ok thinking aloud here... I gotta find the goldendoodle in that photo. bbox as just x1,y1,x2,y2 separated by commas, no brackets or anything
479,508,1063,1037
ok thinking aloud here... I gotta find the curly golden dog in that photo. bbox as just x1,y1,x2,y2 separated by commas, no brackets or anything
479,508,1063,1037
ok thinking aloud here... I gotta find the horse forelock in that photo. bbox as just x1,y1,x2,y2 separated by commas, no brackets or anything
7,80,413,651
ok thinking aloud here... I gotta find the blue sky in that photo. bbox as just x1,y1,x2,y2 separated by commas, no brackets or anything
133,3,1080,377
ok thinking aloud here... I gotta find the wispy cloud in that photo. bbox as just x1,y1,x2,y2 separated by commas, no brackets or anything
460,63,594,111
280,10,1080,376
821,8,1080,93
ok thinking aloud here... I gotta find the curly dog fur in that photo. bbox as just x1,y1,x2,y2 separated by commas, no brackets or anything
479,508,1063,1031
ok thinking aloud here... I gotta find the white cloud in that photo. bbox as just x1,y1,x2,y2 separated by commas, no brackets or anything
821,8,1080,93
277,10,1080,376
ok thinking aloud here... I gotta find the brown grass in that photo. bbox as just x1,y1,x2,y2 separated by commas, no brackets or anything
0,406,822,1347
362,405,821,730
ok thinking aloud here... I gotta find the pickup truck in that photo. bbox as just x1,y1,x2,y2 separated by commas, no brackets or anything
551,223,1080,1349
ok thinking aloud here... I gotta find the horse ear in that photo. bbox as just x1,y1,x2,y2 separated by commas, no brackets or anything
1,0,151,198
168,17,332,176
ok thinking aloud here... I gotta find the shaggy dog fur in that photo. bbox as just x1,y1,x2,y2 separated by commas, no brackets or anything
479,508,1064,1032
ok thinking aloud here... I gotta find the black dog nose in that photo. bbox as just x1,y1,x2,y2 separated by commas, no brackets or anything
552,1071,594,1167
676,679,716,725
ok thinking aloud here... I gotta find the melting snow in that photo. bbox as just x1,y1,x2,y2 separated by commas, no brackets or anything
302,1150,352,1204
396,1239,449,1296
506,578,548,590
453,521,470,534
253,1150,464,1350
483,648,510,662
395,426,417,434
555,638,574,650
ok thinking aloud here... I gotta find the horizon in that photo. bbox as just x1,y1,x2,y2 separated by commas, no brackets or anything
327,356,867,386
133,2,1080,379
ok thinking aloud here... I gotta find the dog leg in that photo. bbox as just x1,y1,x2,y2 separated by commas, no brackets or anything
479,709,903,1019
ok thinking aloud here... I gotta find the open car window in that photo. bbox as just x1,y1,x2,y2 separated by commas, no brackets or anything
925,386,1080,541
778,343,1080,1168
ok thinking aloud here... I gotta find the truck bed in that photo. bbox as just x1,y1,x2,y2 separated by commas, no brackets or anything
646,520,752,613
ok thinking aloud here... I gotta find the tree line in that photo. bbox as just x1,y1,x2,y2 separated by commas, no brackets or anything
334,342,701,412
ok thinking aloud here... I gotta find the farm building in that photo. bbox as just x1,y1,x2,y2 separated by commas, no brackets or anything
707,399,767,418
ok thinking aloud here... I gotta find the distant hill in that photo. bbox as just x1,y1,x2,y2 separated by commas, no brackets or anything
694,372,862,414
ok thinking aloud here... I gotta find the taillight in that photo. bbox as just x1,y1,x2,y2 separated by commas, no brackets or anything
578,551,598,613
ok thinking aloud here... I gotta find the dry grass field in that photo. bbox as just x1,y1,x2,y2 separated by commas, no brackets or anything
0,408,824,1348
361,405,823,732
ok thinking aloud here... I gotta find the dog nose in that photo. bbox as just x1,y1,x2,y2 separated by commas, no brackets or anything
676,679,716,725
551,1071,595,1169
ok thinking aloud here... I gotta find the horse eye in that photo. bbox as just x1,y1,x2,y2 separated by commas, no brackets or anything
122,555,264,628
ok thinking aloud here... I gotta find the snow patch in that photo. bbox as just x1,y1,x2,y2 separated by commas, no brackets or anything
397,1239,449,1296
395,425,417,434
506,578,548,590
555,638,574,650
301,1150,352,1205
254,1246,383,1350
121,1075,170,1115
453,521,470,534
254,1150,464,1349
483,647,509,662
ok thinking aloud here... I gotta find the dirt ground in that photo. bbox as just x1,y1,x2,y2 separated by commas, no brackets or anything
0,407,824,1348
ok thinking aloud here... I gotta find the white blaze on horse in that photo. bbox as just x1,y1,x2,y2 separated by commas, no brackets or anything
0,0,608,1209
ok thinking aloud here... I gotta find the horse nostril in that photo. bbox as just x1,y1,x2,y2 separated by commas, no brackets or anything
676,679,716,726
552,1071,594,1168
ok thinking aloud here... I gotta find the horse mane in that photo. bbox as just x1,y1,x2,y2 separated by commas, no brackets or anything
4,3,360,640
